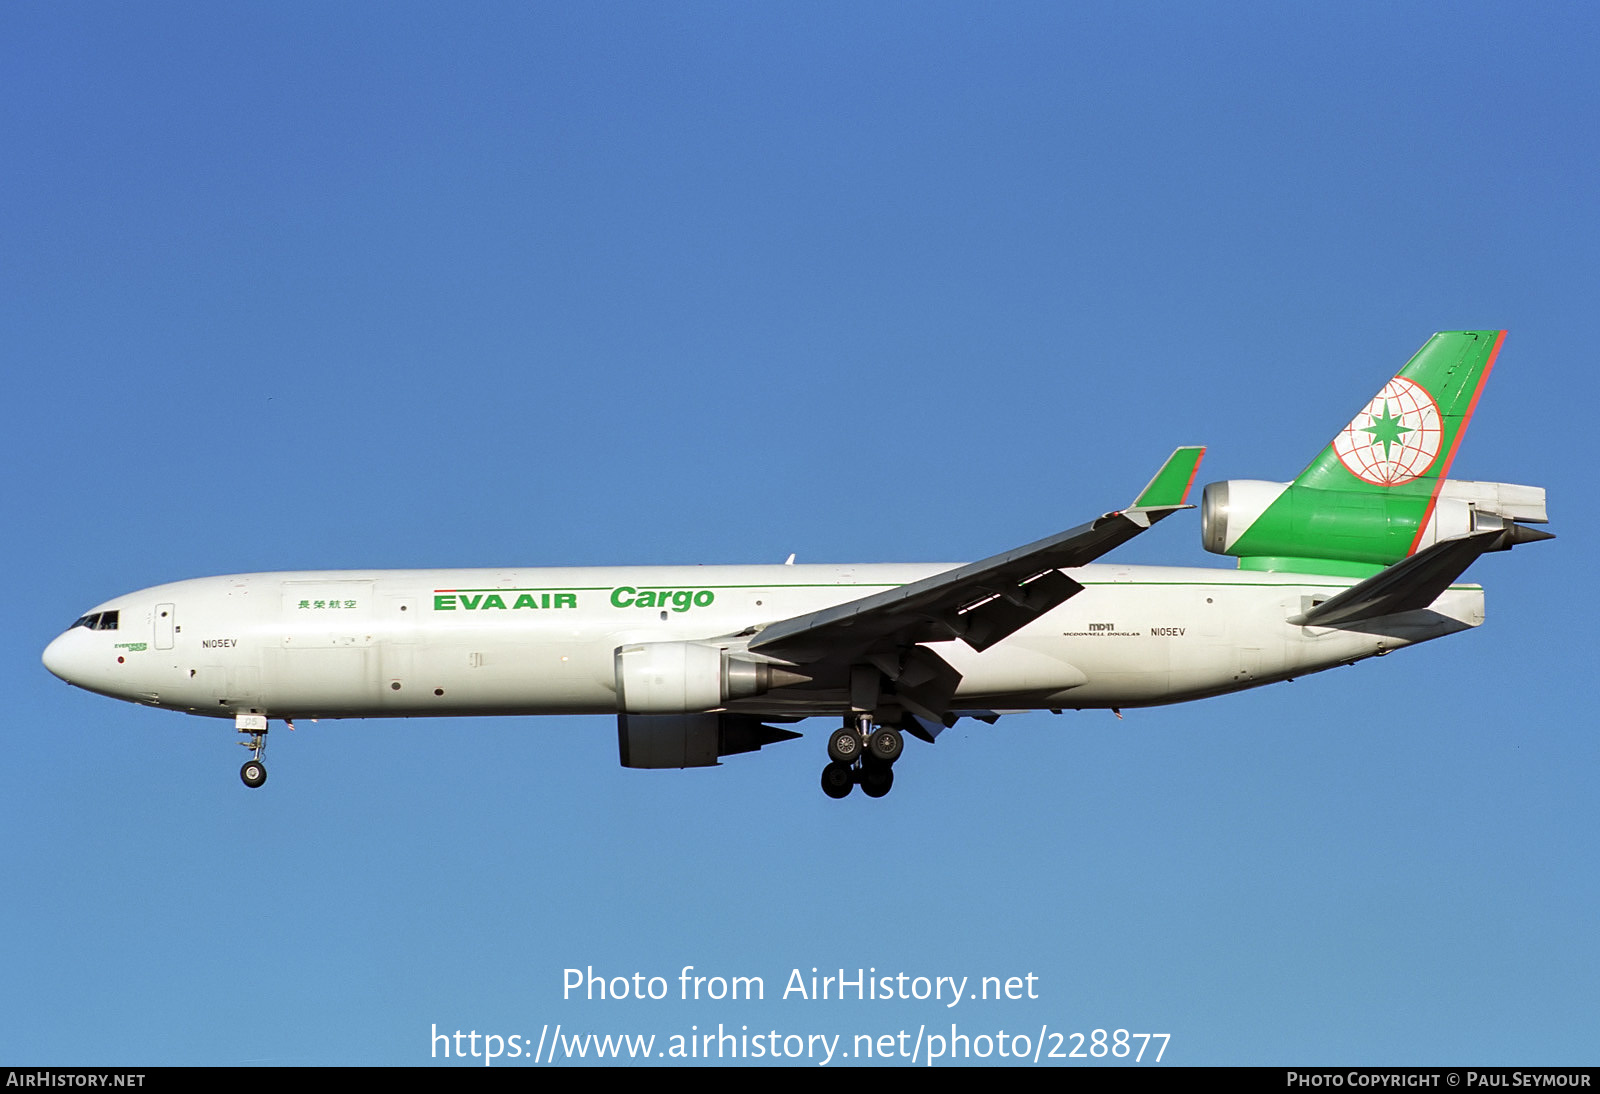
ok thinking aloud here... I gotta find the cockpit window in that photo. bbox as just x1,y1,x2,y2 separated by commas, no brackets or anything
68,611,118,631
97,611,118,631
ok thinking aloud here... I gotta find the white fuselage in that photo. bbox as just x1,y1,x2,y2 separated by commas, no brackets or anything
41,562,1483,722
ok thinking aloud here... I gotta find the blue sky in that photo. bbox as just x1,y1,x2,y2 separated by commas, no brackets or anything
4,1,1596,1066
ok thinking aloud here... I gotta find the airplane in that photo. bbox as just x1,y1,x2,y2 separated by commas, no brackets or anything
42,330,1551,799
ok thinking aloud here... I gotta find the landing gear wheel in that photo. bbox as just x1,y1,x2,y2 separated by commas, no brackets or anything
860,763,894,798
240,760,267,789
867,726,904,764
827,727,863,764
820,761,855,799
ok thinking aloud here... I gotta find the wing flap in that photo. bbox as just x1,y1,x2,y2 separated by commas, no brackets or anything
958,567,1086,652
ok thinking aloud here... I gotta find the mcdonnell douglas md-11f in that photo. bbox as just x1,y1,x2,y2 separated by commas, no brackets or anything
43,331,1550,798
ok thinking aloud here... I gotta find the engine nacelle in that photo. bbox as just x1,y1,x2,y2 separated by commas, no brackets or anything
614,641,791,715
1200,479,1290,556
1202,478,1549,566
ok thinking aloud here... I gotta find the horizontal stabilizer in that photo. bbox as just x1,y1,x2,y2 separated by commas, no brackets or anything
1289,527,1525,628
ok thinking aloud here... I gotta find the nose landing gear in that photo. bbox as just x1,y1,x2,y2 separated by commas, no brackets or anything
237,713,269,789
819,716,905,800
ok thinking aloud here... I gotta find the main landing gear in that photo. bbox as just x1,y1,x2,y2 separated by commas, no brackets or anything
820,716,905,800
237,714,269,788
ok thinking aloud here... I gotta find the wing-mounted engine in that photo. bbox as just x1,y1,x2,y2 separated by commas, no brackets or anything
614,641,809,715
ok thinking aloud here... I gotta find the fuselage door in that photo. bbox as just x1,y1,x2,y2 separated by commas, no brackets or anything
155,603,175,650
381,594,418,702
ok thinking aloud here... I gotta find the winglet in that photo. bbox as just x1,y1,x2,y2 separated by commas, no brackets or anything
1132,446,1206,509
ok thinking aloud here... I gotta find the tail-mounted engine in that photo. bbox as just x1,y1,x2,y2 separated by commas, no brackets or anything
1201,478,1548,567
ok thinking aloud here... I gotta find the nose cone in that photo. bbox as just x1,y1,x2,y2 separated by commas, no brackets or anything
42,631,82,685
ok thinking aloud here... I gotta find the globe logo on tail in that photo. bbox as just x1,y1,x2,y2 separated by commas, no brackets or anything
1332,377,1442,485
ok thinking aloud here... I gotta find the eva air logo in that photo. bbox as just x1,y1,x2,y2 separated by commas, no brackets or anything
1332,377,1442,486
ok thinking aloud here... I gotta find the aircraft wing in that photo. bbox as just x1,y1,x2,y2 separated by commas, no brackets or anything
748,447,1205,663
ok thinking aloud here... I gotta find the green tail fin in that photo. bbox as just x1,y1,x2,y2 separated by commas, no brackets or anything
1293,330,1505,496
1220,330,1507,573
